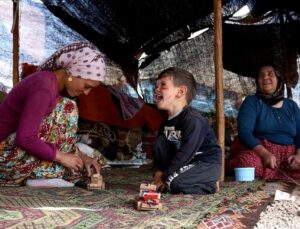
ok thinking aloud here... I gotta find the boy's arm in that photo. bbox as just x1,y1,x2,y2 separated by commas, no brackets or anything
164,117,207,177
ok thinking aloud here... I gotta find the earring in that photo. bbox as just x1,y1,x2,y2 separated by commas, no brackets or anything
68,76,72,82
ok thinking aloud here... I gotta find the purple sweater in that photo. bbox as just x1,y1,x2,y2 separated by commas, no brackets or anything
0,71,59,160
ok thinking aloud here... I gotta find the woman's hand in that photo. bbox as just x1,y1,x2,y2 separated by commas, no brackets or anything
55,150,83,171
254,145,277,169
79,152,101,176
153,170,166,192
286,153,300,170
261,152,277,169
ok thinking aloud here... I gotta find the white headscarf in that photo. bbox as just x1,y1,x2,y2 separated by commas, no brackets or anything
38,41,106,82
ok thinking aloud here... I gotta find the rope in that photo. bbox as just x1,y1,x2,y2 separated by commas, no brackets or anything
278,168,300,186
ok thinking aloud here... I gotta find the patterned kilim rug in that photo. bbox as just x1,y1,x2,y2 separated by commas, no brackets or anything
198,183,273,229
197,182,298,229
0,165,265,229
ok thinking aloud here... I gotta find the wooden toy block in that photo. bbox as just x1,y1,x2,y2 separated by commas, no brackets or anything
137,200,162,211
139,183,157,196
140,191,161,200
136,183,162,211
91,174,103,184
140,183,157,191
87,173,105,190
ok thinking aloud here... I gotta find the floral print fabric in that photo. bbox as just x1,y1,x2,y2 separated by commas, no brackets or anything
0,97,78,186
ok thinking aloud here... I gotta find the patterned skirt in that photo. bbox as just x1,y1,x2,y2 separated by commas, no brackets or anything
0,97,81,186
226,137,300,181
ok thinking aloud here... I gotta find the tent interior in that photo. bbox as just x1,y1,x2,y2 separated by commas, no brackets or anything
1,0,300,228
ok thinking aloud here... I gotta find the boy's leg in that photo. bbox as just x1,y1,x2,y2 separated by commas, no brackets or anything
169,161,221,194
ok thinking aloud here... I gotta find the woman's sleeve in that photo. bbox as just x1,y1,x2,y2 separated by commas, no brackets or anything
237,96,261,149
15,89,57,161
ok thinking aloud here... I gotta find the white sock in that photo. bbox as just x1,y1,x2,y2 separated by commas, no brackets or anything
26,178,74,187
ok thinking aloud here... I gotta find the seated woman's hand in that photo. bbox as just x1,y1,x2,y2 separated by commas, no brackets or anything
261,152,277,169
254,145,277,169
286,154,300,170
79,152,101,176
55,150,83,171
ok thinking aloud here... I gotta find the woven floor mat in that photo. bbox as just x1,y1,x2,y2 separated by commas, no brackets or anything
0,166,265,228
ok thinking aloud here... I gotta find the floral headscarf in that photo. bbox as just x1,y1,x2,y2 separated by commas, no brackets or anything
38,41,106,82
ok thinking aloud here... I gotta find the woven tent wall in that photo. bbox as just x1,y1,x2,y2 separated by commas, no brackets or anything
2,0,300,117
0,0,84,90
139,29,256,117
0,0,131,90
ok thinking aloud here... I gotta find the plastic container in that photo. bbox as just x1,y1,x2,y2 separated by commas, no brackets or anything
234,167,255,182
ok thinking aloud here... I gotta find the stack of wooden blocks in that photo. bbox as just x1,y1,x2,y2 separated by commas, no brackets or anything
137,183,162,210
87,173,105,190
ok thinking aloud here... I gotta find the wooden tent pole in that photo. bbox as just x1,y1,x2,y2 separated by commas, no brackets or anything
12,0,20,86
214,0,225,181
279,10,292,98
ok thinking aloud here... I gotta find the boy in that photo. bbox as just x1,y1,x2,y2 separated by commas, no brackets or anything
152,67,221,194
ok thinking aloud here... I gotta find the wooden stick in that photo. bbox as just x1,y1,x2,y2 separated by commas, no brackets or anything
12,0,20,86
214,0,225,182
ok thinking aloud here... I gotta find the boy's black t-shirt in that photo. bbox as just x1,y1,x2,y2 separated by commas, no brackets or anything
155,106,222,177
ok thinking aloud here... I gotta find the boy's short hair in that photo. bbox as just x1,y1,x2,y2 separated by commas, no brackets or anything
157,67,196,104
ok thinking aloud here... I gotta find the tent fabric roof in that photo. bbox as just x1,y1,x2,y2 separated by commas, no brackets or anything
224,22,300,85
41,0,247,65
41,0,300,82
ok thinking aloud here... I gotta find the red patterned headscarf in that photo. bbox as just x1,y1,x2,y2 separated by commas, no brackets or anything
38,41,106,82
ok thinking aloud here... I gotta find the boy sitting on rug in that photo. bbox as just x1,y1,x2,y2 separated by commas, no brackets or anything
152,67,221,194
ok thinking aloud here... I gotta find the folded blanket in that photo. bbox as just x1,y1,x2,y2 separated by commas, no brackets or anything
107,86,144,120
78,84,163,130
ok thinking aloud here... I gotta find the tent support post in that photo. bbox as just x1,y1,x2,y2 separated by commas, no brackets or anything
214,0,225,182
279,10,293,99
12,0,20,87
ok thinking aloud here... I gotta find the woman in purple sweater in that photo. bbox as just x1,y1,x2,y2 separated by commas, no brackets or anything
226,63,300,181
0,42,105,186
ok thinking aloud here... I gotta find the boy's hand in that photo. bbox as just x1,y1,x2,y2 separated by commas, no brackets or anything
153,170,166,192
